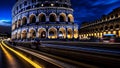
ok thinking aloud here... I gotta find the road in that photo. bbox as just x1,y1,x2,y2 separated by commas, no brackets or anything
41,44,120,55
1,40,120,68
0,43,36,68
1,41,85,68
0,42,61,68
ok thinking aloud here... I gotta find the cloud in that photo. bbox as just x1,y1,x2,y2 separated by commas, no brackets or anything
71,0,120,24
0,20,11,26
93,0,119,6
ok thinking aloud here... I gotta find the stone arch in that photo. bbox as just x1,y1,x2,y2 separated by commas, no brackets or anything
22,17,27,25
67,28,73,39
48,27,57,39
100,27,103,31
39,13,46,22
105,26,108,30
68,14,74,23
95,27,98,31
59,27,66,39
14,32,17,39
13,21,17,29
49,13,57,22
110,25,113,29
115,14,118,18
59,13,66,22
29,28,36,39
38,28,47,39
115,24,119,29
29,14,36,23
17,31,21,39
17,19,21,27
21,30,27,39
74,29,78,39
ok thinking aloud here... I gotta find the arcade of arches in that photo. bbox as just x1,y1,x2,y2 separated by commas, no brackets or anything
12,13,74,30
12,28,78,40
79,23,120,39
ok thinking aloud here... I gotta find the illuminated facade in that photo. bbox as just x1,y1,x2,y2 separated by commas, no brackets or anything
79,7,120,39
12,0,78,41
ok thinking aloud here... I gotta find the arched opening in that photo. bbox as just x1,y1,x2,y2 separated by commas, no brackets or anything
68,14,74,23
67,28,73,39
95,28,98,31
68,17,70,22
59,13,66,22
105,26,108,30
15,33,17,39
115,24,119,29
22,17,27,25
115,14,118,18
41,31,46,38
21,30,27,39
29,14,36,23
39,14,46,22
29,29,36,39
100,27,103,31
38,28,46,39
17,32,21,39
49,13,57,22
17,19,21,27
74,29,78,39
110,25,113,29
48,28,57,39
15,21,17,29
59,28,66,39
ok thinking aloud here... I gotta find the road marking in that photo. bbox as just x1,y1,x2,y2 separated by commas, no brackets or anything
1,41,42,68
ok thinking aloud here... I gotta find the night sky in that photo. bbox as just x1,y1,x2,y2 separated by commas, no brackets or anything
0,0,120,26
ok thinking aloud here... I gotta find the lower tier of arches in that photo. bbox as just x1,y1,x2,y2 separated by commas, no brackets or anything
12,27,79,40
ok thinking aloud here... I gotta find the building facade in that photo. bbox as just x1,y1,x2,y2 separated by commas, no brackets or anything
12,0,78,41
79,7,120,39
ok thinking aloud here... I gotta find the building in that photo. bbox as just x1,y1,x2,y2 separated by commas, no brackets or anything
11,0,78,41
79,7,120,39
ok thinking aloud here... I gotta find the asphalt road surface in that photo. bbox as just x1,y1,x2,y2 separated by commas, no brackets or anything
0,42,64,68
0,43,33,68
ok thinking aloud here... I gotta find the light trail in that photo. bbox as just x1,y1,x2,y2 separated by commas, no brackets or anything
0,43,18,68
1,41,42,68
42,44,120,54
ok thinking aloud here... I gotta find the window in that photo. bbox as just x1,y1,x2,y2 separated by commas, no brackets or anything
24,1,27,6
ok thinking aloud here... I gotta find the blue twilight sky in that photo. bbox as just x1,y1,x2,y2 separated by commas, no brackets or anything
0,0,120,26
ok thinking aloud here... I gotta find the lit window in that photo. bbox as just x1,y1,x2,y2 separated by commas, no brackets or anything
51,4,54,7
41,4,44,7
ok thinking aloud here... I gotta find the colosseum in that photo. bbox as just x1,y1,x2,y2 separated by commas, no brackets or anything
11,0,78,41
